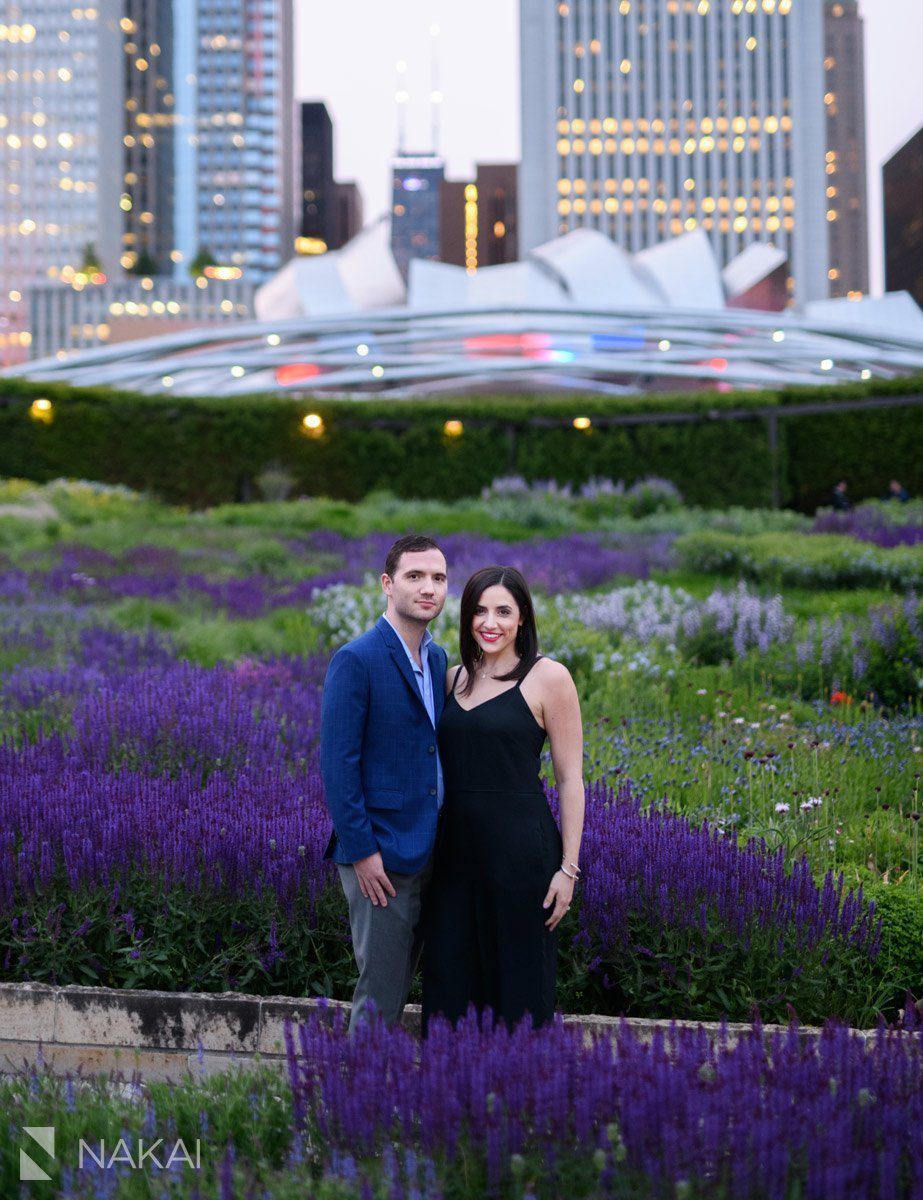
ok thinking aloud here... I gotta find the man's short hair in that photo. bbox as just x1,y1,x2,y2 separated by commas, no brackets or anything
384,535,443,579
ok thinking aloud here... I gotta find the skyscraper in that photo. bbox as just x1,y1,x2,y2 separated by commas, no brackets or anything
334,182,364,248
0,0,296,366
441,165,519,269
298,103,364,252
883,126,923,308
520,0,829,304
390,155,445,280
440,181,470,267
477,164,519,267
300,103,337,251
121,0,177,276
0,4,124,364
823,0,869,298
173,0,296,280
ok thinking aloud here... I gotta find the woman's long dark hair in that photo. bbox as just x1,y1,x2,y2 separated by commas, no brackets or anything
458,566,539,697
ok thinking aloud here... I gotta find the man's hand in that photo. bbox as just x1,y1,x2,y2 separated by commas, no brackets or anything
352,852,397,907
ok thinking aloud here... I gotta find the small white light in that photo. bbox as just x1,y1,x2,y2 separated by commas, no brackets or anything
371,365,384,378
267,333,280,346
231,365,245,377
860,368,872,380
356,343,369,356
162,375,173,387
820,359,833,371
772,330,785,343
658,339,671,351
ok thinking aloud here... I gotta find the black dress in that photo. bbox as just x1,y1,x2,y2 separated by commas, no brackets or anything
422,668,563,1031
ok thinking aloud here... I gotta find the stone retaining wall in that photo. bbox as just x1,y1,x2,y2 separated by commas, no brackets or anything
0,982,870,1083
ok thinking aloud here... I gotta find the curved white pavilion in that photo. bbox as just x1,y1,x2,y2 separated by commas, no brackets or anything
5,226,923,398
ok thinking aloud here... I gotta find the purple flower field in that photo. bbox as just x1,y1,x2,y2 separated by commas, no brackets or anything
284,1008,923,1200
0,531,674,619
0,530,676,619
4,1005,922,1198
0,513,918,1012
0,636,886,1022
812,506,923,549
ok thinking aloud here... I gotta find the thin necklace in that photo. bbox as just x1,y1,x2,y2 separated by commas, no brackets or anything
477,656,519,679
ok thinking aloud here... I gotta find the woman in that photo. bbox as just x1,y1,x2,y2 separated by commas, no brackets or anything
422,566,585,1031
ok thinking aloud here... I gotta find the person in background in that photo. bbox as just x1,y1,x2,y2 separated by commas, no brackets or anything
831,480,851,511
886,479,910,503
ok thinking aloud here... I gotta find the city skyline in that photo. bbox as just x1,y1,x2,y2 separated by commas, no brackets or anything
0,0,296,366
297,0,923,298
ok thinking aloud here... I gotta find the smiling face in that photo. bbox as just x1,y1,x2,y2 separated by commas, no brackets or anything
471,584,522,663
382,548,448,626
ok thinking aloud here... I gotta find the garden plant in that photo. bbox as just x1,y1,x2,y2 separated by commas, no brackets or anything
1,475,921,1197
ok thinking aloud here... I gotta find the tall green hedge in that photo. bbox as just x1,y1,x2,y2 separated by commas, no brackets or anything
0,374,920,509
777,379,923,510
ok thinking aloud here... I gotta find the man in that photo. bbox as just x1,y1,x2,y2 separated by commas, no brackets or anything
887,479,910,503
831,480,851,511
320,534,448,1029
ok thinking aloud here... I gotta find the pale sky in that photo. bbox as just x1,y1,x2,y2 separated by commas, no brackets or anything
296,0,923,296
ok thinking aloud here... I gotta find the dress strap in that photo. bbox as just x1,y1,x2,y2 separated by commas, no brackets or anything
449,665,464,695
515,655,543,688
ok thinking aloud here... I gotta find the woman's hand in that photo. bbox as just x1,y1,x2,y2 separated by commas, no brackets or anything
543,869,576,930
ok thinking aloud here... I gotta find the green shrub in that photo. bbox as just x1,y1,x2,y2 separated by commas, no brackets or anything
675,530,923,590
863,882,923,1013
860,597,923,709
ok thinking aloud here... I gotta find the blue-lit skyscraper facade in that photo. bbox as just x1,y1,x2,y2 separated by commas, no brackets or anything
390,155,446,280
173,0,296,281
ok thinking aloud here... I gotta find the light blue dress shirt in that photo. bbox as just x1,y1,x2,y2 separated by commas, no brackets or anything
384,616,445,807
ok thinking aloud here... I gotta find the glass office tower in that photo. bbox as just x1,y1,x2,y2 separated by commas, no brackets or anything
520,0,830,303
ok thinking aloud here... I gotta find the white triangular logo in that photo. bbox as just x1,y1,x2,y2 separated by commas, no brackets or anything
20,1127,55,1181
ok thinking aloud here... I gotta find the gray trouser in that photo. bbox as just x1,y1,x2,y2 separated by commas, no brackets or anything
337,860,431,1031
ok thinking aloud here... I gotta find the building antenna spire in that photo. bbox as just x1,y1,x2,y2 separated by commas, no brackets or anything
429,24,442,155
395,60,408,155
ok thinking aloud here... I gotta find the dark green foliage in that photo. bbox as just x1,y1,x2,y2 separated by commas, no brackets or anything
677,615,739,666
2,877,354,999
189,246,218,278
0,373,921,508
130,249,159,277
1,870,906,1027
862,882,923,1013
779,378,923,511
79,242,102,274
861,597,923,709
515,417,775,507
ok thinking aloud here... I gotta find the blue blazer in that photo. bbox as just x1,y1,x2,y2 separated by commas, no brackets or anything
320,616,448,874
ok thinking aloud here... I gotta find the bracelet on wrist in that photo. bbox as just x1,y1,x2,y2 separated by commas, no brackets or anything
560,862,579,881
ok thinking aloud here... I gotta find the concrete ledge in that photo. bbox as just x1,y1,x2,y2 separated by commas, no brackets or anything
0,982,876,1083
54,987,261,1053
